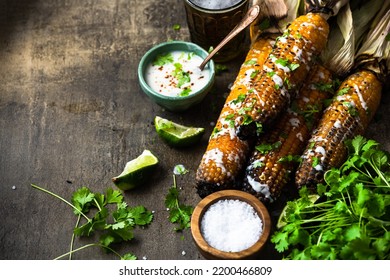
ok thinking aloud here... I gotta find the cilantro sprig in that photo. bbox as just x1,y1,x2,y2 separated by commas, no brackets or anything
272,135,390,260
153,53,174,66
165,175,194,231
31,185,153,260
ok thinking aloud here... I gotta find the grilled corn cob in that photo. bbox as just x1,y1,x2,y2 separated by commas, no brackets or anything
295,69,382,190
242,64,334,202
234,12,330,140
195,35,276,198
295,4,389,190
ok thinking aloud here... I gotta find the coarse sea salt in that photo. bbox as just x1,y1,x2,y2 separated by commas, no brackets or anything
200,199,263,252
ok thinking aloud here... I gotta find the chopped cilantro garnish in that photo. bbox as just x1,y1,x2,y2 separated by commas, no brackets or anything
153,53,174,66
278,154,302,163
275,58,289,67
172,24,181,31
179,88,191,96
289,63,300,71
225,114,235,127
244,59,257,65
343,102,358,117
255,141,282,154
253,160,264,168
275,58,300,71
211,127,221,137
337,87,351,96
215,64,228,74
242,114,254,126
232,94,246,104
314,82,334,93
250,70,260,79
311,156,320,167
267,71,276,77
172,63,190,88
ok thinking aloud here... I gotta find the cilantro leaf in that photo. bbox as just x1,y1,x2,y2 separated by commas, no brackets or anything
71,187,95,215
271,231,290,252
244,59,257,65
105,188,123,204
153,53,174,66
31,184,153,260
122,253,137,260
165,175,193,231
255,141,282,154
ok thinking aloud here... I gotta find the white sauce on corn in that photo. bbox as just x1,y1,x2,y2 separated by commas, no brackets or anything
273,59,291,73
334,120,342,128
315,146,326,157
203,148,227,175
263,65,273,73
314,164,323,171
289,117,300,127
243,69,256,87
278,36,288,44
296,132,304,142
217,118,236,140
246,175,273,202
272,74,284,89
292,45,303,61
354,85,368,111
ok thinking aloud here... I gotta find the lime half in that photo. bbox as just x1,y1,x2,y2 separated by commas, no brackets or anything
154,116,205,147
276,194,320,229
112,150,159,191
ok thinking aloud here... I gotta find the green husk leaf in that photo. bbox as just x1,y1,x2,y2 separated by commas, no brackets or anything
355,5,390,71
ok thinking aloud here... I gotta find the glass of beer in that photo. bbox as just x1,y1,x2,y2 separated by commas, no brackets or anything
183,0,249,62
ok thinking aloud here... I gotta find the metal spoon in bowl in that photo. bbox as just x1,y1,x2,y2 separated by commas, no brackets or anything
199,5,260,71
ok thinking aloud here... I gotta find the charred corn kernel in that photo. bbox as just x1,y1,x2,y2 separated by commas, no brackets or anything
234,13,330,140
195,35,276,198
242,65,333,202
295,69,383,190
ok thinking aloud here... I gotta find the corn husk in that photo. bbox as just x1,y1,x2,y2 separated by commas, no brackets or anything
249,0,300,42
321,3,354,77
321,0,386,77
354,5,390,81
304,0,349,19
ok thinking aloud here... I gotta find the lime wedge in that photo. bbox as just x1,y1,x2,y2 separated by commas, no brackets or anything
154,116,205,147
112,150,159,191
276,194,320,229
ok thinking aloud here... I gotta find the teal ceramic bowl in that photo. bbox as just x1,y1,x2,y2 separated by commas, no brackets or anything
138,41,215,112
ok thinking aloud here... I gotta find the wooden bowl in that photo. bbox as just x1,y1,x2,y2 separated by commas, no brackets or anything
191,189,271,260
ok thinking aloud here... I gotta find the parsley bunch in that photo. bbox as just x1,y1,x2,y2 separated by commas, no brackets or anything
272,135,390,259
31,185,153,260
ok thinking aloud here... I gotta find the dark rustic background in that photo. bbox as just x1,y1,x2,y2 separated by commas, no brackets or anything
1,0,389,260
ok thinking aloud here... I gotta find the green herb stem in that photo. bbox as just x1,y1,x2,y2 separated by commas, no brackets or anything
31,184,91,222
54,243,123,260
69,214,81,260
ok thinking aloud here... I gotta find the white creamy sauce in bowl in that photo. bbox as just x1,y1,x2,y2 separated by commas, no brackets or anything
145,50,210,97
